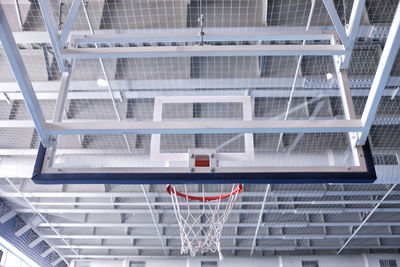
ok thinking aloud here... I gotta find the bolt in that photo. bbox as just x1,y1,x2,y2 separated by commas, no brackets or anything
190,168,195,173
210,153,214,158
190,154,194,159
347,167,351,170
210,168,215,173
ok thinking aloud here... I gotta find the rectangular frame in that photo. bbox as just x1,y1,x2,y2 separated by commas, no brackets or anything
150,96,254,162
32,139,376,184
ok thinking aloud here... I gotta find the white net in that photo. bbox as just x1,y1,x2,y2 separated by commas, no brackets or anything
168,184,242,259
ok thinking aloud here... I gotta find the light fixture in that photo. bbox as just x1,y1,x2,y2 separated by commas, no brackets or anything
326,72,333,80
96,78,108,87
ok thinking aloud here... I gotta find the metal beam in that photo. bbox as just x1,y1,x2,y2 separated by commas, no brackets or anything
3,77,400,93
59,0,81,46
73,30,334,44
53,245,400,251
342,0,366,68
37,0,66,72
62,253,400,259
0,3,49,146
323,0,350,48
15,207,400,214
43,119,363,135
30,199,400,207
250,184,270,256
337,184,397,254
38,221,400,228
38,234,400,240
1,177,71,264
141,185,168,256
10,25,392,44
61,45,347,59
359,2,400,145
3,190,399,198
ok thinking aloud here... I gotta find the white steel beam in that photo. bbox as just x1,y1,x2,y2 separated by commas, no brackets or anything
334,66,361,165
359,3,400,145
62,253,400,259
0,210,17,224
15,207,400,214
59,0,81,46
44,119,363,135
250,184,270,256
323,0,350,48
29,200,400,207
3,190,400,198
5,77,400,92
341,0,366,68
61,45,347,59
2,176,75,263
38,234,400,240
141,185,168,256
38,221,400,228
337,184,397,254
1,87,400,101
0,4,49,146
52,245,400,251
37,0,66,72
10,26,391,44
72,30,334,44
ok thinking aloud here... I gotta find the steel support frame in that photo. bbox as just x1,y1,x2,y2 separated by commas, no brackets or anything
59,0,81,46
0,0,381,167
323,0,350,49
323,0,366,69
341,0,366,68
332,33,363,167
358,2,400,145
37,0,67,72
0,3,49,147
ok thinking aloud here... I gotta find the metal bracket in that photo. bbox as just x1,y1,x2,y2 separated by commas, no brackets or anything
188,149,217,173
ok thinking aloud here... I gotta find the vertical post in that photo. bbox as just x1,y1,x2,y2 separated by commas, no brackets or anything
0,4,49,146
332,33,361,166
358,3,400,145
37,0,67,72
46,62,74,166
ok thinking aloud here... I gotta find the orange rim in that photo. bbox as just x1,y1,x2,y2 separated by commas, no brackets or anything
166,184,243,201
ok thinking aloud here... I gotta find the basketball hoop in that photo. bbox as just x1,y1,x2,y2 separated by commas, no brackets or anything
167,184,243,260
